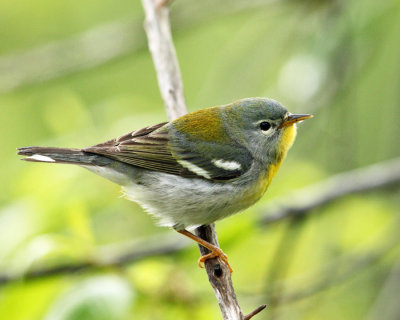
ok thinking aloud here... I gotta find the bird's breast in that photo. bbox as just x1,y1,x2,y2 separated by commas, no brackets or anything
237,166,274,209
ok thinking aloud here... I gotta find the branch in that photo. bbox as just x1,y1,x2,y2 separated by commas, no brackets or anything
260,157,400,224
244,305,267,320
195,225,244,319
141,0,187,119
140,0,265,319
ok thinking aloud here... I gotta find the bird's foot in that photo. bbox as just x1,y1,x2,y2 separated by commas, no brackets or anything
198,247,233,274
175,229,233,274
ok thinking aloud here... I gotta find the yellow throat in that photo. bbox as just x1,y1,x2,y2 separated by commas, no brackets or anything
267,124,297,184
243,124,298,207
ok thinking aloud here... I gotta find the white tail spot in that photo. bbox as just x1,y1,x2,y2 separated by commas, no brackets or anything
28,154,55,162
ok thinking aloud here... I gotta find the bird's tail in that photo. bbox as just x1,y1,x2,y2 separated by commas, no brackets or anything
17,147,110,166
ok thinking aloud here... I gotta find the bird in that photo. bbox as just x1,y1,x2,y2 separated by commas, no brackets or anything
18,97,312,273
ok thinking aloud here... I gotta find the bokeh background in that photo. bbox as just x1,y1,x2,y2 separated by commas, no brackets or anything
1,0,400,319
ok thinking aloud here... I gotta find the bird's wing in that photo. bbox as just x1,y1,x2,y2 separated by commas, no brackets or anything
84,122,252,181
84,122,184,176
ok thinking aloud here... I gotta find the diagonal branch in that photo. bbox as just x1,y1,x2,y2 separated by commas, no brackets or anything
140,0,265,319
141,0,187,119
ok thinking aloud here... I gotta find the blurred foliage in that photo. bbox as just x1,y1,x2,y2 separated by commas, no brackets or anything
1,0,400,319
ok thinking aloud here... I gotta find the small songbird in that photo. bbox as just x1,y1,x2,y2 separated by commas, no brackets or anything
18,98,312,273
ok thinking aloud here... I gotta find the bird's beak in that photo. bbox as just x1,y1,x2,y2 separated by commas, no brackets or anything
279,113,313,128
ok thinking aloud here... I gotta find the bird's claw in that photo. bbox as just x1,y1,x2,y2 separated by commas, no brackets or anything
198,248,233,274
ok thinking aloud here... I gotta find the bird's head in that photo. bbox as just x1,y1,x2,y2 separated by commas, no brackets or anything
222,98,312,164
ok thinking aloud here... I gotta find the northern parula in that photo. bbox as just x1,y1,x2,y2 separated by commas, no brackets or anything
18,97,312,272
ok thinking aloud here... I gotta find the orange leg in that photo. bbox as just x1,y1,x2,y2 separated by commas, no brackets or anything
177,229,233,274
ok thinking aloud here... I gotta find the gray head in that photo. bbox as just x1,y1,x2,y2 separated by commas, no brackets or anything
222,98,311,163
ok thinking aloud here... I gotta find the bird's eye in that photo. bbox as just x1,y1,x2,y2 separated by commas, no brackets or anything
259,121,271,131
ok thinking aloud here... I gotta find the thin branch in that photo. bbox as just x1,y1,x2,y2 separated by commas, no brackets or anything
244,305,267,320
140,0,252,319
141,0,187,119
260,157,400,224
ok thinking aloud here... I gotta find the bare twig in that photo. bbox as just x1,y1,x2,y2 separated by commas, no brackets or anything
141,0,187,119
140,0,251,319
260,157,400,224
244,305,267,320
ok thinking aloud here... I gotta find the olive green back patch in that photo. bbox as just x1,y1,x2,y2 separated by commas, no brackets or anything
172,107,230,143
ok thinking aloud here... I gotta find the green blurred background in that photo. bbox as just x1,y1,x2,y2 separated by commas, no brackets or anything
1,0,400,319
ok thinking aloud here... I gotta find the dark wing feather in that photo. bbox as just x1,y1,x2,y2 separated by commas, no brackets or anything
84,122,252,181
84,122,190,176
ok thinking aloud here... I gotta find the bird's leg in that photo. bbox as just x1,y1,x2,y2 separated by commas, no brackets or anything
176,229,233,274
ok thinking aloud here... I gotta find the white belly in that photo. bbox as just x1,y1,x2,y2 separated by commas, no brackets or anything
122,171,250,230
